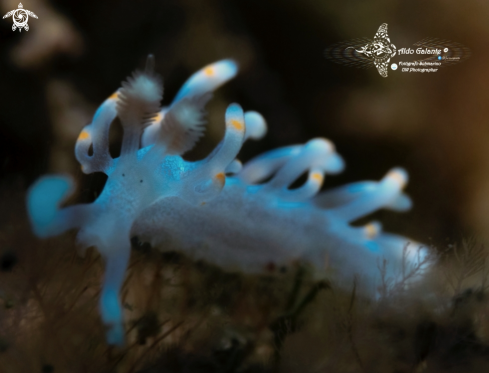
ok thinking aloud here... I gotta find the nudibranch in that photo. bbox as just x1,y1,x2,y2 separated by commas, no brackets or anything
27,56,427,346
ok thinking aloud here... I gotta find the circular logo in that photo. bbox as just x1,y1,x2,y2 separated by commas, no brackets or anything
391,63,398,70
444,47,449,52
13,9,28,28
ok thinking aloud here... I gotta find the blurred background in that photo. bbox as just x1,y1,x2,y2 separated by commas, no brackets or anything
1,0,489,255
2,1,489,372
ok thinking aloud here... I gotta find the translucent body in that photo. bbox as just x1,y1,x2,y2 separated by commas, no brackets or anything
27,57,426,346
132,160,422,286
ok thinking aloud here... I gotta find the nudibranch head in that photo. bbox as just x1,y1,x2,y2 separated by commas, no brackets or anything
27,56,245,345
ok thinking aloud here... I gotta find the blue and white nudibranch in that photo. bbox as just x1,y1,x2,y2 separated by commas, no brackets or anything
27,56,427,346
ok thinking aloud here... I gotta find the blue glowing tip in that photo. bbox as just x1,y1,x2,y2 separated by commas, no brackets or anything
438,55,442,60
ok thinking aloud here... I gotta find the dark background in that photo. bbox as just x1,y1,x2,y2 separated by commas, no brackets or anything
1,0,489,247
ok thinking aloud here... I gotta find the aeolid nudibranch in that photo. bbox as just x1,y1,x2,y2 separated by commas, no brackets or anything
27,55,428,346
